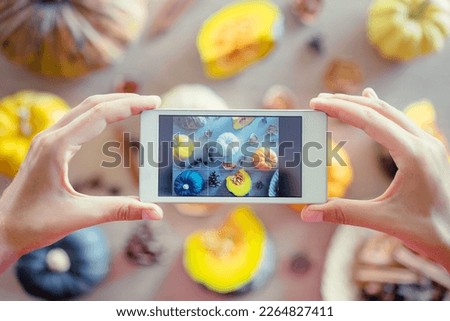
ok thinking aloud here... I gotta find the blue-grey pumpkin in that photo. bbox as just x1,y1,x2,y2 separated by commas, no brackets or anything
174,170,204,196
16,226,110,300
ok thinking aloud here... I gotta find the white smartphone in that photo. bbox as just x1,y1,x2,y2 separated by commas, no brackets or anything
140,109,327,204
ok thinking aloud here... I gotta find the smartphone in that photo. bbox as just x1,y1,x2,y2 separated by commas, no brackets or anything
140,109,327,204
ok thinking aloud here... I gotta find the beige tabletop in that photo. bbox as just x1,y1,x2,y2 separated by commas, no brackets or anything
0,0,449,300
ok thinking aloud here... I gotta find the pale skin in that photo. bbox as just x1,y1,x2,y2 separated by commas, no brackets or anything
0,94,164,273
0,90,449,274
302,88,450,272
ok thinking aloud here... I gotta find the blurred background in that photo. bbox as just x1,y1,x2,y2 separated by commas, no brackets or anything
0,0,449,300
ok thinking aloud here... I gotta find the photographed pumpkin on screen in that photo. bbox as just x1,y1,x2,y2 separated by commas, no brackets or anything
288,142,353,212
367,0,450,61
0,91,69,178
0,0,148,78
183,207,275,294
197,0,284,79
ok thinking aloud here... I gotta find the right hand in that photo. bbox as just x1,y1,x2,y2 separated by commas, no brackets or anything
301,88,450,271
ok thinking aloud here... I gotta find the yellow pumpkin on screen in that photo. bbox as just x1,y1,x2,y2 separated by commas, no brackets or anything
0,91,69,177
367,0,450,61
172,134,194,161
288,141,353,212
183,207,275,294
197,0,284,79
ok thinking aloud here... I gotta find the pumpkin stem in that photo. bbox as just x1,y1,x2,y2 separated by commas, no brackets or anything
410,0,432,20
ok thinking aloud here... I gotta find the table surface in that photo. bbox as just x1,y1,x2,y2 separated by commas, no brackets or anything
1,0,449,301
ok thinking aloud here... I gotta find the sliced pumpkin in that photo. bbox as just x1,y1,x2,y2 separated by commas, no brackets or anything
226,169,252,196
197,0,283,79
184,207,266,293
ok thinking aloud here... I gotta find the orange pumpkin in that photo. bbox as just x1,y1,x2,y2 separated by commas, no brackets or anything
252,147,278,170
0,0,148,78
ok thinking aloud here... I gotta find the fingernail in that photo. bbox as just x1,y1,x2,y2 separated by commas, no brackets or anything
318,93,334,98
142,207,163,220
310,97,327,106
302,210,323,223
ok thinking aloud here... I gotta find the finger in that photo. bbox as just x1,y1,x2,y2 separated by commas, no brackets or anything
58,95,161,146
362,87,378,99
321,89,424,136
50,93,141,131
310,96,414,161
84,196,164,223
301,198,388,231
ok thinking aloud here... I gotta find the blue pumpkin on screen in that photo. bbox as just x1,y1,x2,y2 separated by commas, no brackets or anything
15,227,110,300
174,170,204,196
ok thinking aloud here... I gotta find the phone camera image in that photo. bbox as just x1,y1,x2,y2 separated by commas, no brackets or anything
157,115,303,198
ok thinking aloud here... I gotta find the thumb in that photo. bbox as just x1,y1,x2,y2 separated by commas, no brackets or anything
89,196,164,223
301,198,382,228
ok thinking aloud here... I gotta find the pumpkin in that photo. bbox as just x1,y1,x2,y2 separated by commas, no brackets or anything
379,100,450,177
197,0,284,79
183,206,275,294
0,90,69,177
216,132,241,168
173,133,194,161
226,169,252,197
174,117,208,131
15,227,110,300
174,170,204,196
289,141,353,212
367,0,450,61
253,147,278,170
0,0,148,78
232,116,255,130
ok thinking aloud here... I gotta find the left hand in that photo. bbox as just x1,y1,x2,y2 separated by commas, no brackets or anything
0,94,163,272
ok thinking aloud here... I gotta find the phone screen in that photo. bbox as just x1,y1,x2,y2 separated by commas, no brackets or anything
157,115,302,198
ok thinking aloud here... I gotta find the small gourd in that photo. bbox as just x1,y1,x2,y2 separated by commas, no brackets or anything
0,91,69,177
253,147,278,170
367,0,450,61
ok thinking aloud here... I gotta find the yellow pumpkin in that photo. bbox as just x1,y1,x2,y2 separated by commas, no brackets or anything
289,141,353,212
226,169,252,197
184,206,274,294
367,0,450,61
197,0,284,79
172,134,194,161
0,91,69,177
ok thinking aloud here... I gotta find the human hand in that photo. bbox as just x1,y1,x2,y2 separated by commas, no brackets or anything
0,94,163,272
302,88,450,271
